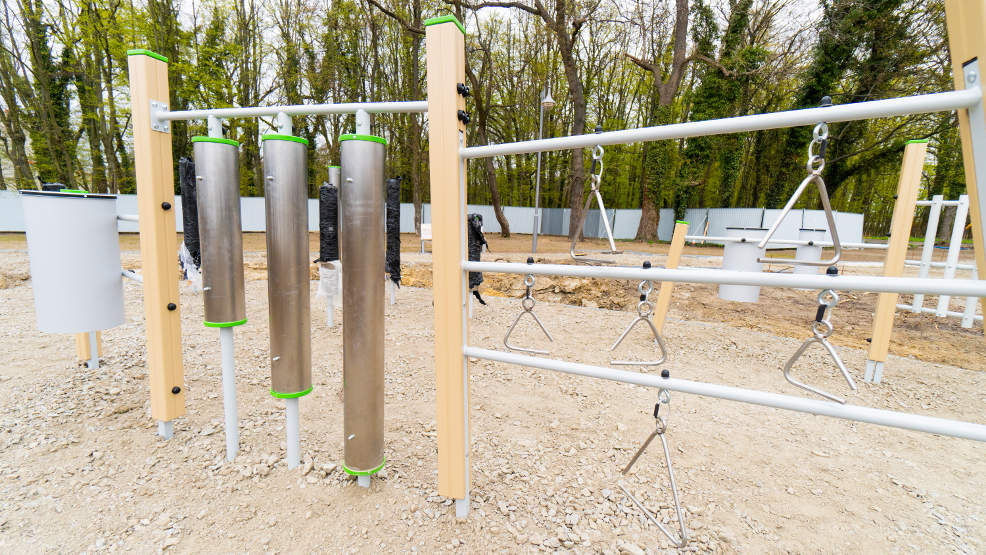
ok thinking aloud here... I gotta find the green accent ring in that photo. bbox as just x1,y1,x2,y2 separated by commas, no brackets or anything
906,139,930,144
192,136,240,147
263,134,309,146
423,15,466,35
339,133,387,146
675,220,689,225
126,49,169,63
270,386,313,399
60,189,87,193
343,457,386,476
204,318,247,328
329,165,341,169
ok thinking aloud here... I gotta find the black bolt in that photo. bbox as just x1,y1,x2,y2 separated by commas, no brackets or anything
642,261,651,269
808,241,815,246
527,256,534,264
167,302,177,311
639,294,646,301
826,265,839,276
661,369,670,379
161,201,172,210
457,110,471,125
866,337,873,343
595,124,603,134
171,386,181,394
740,238,747,243
456,83,471,97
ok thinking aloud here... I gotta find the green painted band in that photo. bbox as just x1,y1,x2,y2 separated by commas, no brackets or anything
270,386,313,399
339,133,387,145
906,139,930,144
60,189,87,193
329,165,341,169
204,318,247,328
343,457,386,476
423,15,466,35
192,136,239,147
126,49,169,63
675,220,689,225
262,134,309,146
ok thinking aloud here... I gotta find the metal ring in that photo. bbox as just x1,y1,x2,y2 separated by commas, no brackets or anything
593,144,604,159
806,155,825,173
638,280,654,296
637,301,654,317
811,319,833,338
654,415,667,434
658,388,671,405
522,296,536,311
817,289,839,306
813,122,829,140
524,274,535,287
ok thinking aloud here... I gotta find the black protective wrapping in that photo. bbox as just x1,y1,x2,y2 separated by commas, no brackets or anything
178,157,201,267
467,213,487,289
385,177,402,285
318,184,339,262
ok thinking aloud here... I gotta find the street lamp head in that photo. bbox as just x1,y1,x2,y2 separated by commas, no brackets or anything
541,90,555,110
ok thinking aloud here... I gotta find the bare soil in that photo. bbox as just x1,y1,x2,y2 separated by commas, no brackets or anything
1,234,984,553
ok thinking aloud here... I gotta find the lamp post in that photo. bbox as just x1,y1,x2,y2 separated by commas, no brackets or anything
531,87,555,254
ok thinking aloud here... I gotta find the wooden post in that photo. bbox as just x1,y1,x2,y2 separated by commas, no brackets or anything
74,332,102,362
945,1,986,341
864,140,927,383
654,221,688,334
127,50,186,428
424,15,469,516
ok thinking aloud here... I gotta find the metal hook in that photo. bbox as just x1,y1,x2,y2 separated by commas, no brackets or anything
618,389,688,548
503,273,553,355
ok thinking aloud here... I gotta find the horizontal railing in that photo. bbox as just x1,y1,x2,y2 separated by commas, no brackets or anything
160,101,428,121
685,235,886,249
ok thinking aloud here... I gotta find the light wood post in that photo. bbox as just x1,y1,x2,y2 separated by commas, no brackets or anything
127,50,186,429
945,1,986,341
75,332,102,361
864,140,927,383
654,221,688,333
424,16,470,515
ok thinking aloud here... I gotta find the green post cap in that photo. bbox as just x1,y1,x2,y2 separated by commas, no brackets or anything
675,220,689,225
126,49,169,63
192,136,240,147
262,134,309,145
329,165,341,169
204,318,247,328
339,133,387,145
59,189,87,193
270,386,313,399
423,15,466,35
343,457,386,476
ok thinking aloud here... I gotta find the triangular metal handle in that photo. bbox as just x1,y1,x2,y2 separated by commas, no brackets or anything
571,188,621,265
610,316,668,366
757,173,842,267
618,431,688,548
503,309,553,355
783,336,857,403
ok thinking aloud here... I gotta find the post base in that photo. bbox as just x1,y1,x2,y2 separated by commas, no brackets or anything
157,420,173,439
455,496,470,519
357,475,371,488
864,359,885,384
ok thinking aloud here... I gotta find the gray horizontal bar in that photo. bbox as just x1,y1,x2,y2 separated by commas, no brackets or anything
162,101,428,121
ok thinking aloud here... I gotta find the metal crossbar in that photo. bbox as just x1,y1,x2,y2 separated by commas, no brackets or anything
160,100,428,121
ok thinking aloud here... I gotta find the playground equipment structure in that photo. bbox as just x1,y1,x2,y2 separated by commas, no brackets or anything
423,6,986,534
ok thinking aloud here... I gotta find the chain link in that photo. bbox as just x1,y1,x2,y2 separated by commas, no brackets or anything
806,121,829,174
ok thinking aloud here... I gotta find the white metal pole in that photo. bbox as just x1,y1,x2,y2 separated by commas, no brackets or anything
219,326,239,460
532,101,545,254
326,293,335,327
161,101,428,122
912,195,943,312
937,195,970,315
462,346,986,442
285,397,300,469
88,332,99,369
963,267,979,328
684,235,887,249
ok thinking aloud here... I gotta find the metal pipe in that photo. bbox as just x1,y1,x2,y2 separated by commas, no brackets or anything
161,101,428,121
904,260,977,270
461,88,981,159
117,214,139,222
938,195,971,315
463,346,986,443
121,269,143,282
339,134,387,478
911,195,943,312
157,420,173,440
461,260,986,297
532,99,546,254
88,331,99,370
895,303,983,322
220,326,239,460
916,200,964,207
285,397,300,469
685,235,887,249
276,112,292,135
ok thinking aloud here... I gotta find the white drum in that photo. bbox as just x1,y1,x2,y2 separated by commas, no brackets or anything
718,227,766,303
794,228,826,275
21,190,125,334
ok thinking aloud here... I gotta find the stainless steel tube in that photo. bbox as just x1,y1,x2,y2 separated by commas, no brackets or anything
461,87,981,159
339,134,387,476
461,261,986,297
193,137,246,326
163,101,428,122
463,346,986,442
263,134,312,398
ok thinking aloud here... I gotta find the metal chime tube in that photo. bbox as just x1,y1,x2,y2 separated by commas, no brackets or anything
262,134,312,469
339,134,387,484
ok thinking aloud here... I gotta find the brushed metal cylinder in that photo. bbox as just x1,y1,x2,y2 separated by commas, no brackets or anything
329,165,341,188
262,135,312,397
193,138,246,326
340,136,386,474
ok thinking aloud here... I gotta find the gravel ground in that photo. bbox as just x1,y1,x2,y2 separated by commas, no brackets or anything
2,245,985,553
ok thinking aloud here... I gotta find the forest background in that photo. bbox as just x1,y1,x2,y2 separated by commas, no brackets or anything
0,0,966,239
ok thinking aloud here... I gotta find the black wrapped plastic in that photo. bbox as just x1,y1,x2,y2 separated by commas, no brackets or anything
178,157,201,267
467,213,487,289
318,184,339,262
385,177,402,285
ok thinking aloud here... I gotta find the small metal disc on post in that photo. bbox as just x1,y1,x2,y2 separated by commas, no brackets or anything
262,134,313,469
193,136,247,461
339,133,387,485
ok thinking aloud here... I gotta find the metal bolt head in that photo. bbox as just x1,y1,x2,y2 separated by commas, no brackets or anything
968,71,978,84
167,303,177,311
661,369,670,379
161,201,172,210
171,386,181,394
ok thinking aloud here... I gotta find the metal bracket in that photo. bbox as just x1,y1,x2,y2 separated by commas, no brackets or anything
150,100,170,133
